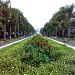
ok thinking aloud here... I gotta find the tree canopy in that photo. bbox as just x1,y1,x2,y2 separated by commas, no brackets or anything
40,4,75,38
0,0,35,39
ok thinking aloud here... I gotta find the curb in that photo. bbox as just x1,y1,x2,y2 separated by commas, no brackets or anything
0,37,30,49
48,38,75,50
0,38,26,49
0,35,34,49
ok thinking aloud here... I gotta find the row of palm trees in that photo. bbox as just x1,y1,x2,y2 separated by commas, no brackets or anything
0,0,35,40
40,4,75,39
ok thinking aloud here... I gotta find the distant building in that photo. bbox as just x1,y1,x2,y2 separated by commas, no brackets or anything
36,29,40,34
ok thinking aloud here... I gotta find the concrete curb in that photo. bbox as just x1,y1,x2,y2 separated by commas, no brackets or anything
48,38,75,50
0,36,30,49
0,35,34,49
0,38,26,49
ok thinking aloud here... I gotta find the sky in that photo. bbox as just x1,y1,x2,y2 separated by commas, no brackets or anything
3,0,75,30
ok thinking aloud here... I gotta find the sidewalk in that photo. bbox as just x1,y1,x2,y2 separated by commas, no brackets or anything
48,38,75,50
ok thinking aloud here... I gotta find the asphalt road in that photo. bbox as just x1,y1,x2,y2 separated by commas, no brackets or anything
0,37,27,49
0,36,75,50
49,38,75,50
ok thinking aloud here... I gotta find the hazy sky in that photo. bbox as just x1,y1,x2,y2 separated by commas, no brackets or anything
3,0,75,30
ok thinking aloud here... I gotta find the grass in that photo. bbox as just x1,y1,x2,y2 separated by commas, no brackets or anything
0,35,75,75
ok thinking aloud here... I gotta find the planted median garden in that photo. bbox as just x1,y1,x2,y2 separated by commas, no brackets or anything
0,34,75,75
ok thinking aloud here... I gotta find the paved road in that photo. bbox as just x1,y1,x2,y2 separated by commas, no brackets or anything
0,36,75,50
0,38,23,47
0,35,34,49
49,38,75,50
0,37,28,49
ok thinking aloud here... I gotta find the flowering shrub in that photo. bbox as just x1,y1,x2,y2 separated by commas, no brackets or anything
18,34,60,66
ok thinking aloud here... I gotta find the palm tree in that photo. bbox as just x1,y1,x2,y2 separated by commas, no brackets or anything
2,0,9,41
67,4,74,39
0,0,35,40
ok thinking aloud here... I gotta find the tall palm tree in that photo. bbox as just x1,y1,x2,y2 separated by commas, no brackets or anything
67,4,74,39
2,0,9,41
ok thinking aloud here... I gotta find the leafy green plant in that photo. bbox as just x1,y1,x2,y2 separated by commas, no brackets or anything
17,34,60,66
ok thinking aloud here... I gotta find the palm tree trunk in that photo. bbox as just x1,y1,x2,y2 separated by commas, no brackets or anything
14,24,16,38
3,23,6,41
56,26,58,36
9,25,11,40
26,30,27,37
68,25,71,40
24,30,25,37
17,13,19,38
20,30,22,37
62,29,65,39
18,24,19,37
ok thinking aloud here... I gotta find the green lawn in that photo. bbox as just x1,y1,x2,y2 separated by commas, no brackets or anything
0,36,75,75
